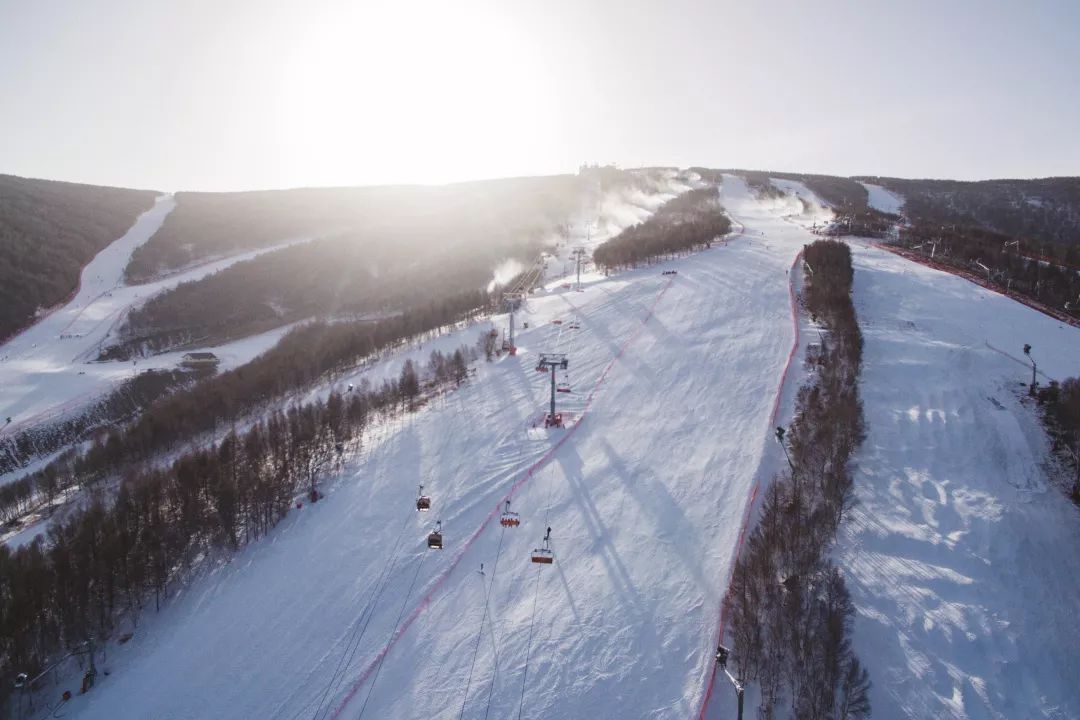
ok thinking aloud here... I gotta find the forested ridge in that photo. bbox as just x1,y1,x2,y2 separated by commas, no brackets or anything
0,175,157,341
124,175,587,283
863,176,1080,247
110,226,542,357
725,240,871,719
111,174,617,356
592,187,731,270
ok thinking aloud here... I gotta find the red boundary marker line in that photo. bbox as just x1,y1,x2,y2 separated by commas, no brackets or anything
696,249,803,720
328,277,675,719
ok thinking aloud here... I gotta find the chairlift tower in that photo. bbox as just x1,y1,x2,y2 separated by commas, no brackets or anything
536,353,569,427
572,247,587,291
504,291,526,355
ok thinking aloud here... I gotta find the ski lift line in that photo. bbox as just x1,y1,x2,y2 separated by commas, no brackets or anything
515,564,545,720
309,422,450,720
327,277,676,720
300,514,411,720
307,448,430,718
296,427,417,720
697,249,803,720
457,526,507,720
355,551,429,720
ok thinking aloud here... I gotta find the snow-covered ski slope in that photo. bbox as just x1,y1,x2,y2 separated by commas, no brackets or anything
62,176,819,720
770,178,834,228
0,195,310,467
861,182,905,215
839,242,1080,719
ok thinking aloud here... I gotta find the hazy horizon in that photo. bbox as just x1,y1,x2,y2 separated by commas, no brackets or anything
2,0,1078,192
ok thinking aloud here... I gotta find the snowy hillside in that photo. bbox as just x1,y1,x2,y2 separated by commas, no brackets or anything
15,172,1079,720
50,176,818,720
838,242,1080,719
0,195,313,481
860,183,905,215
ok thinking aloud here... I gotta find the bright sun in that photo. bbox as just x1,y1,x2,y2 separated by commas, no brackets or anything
275,3,562,186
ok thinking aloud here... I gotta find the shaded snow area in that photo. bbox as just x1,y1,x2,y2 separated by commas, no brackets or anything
60,176,820,720
861,182,905,215
0,194,310,478
839,242,1080,720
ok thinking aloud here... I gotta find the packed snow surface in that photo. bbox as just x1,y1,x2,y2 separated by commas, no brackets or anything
861,182,905,215
59,176,817,720
839,242,1080,719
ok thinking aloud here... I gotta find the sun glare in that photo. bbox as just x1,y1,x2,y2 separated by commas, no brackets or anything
276,3,561,186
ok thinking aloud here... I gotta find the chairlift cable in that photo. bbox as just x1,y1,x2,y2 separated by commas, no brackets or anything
457,525,506,720
356,551,428,719
515,564,544,720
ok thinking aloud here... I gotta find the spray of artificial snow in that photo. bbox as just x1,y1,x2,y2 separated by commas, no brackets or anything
486,258,525,292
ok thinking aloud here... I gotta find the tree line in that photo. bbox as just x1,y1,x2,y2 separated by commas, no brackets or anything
864,176,1080,248
724,240,871,719
0,288,490,528
592,188,731,271
0,342,475,713
1037,377,1080,502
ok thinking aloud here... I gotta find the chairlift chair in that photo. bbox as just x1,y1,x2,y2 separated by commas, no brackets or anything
427,520,443,550
499,500,520,528
556,380,571,394
531,526,554,564
416,484,431,512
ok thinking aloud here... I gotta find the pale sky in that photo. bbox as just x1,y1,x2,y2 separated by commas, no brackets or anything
1,0,1077,191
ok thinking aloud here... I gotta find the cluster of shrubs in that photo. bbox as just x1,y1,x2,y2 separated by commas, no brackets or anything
724,240,871,719
592,188,731,271
0,344,473,708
